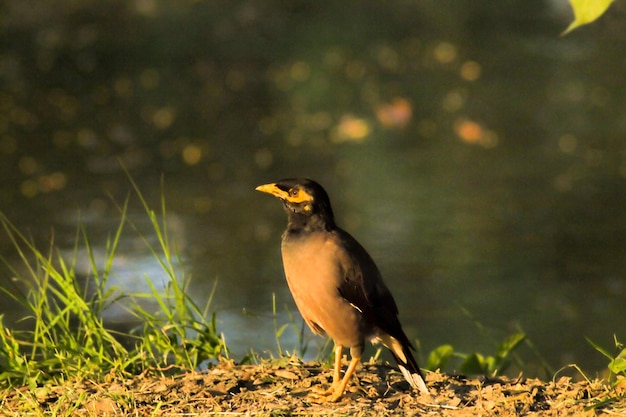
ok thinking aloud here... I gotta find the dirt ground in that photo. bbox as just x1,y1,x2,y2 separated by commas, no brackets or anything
1,358,624,416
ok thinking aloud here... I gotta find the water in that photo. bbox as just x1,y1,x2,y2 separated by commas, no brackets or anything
1,1,625,376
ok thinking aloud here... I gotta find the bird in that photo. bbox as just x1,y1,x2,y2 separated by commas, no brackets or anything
255,178,429,402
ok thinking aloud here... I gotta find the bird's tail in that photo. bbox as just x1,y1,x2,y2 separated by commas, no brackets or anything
379,333,429,395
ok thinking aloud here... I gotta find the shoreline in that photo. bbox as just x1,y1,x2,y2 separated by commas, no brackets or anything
1,358,622,416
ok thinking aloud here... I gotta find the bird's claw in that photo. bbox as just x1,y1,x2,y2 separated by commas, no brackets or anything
310,384,342,402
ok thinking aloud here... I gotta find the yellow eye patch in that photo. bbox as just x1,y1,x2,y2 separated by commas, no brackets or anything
286,188,314,204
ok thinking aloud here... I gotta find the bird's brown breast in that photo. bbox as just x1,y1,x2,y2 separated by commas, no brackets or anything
281,231,365,348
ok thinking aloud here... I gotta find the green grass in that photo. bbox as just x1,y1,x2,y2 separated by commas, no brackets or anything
587,335,626,382
0,180,225,388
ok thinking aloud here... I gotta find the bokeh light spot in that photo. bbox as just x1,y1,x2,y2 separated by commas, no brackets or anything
460,60,482,81
433,41,457,64
454,117,499,148
182,144,202,165
374,45,400,71
38,172,67,193
20,180,38,198
558,134,578,153
455,118,482,143
345,60,367,80
290,61,310,82
332,115,370,142
442,90,467,112
77,128,98,148
376,98,412,129
259,117,279,136
323,48,345,69
152,107,175,129
113,77,133,98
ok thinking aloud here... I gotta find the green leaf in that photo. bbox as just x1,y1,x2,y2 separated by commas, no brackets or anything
562,0,615,35
275,323,289,339
608,349,626,375
496,333,526,359
460,353,486,375
425,344,454,371
586,336,614,361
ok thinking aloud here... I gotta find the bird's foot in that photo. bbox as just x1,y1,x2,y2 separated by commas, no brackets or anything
310,383,342,402
312,384,335,396
309,391,342,403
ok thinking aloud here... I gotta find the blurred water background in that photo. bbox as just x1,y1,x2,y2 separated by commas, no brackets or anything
1,1,625,376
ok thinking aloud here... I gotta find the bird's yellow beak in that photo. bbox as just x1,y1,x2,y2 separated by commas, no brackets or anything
255,183,282,197
255,183,314,204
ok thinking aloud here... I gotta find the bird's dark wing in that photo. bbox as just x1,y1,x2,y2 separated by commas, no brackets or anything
333,228,413,346
333,229,427,392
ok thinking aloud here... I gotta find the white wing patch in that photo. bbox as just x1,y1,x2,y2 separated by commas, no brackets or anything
348,302,363,313
376,333,407,363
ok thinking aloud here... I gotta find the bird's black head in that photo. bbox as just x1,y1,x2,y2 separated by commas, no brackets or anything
255,178,336,231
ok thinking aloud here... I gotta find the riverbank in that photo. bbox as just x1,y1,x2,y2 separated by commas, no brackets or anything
1,357,622,416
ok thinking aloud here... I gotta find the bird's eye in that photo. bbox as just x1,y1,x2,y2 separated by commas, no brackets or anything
290,189,299,197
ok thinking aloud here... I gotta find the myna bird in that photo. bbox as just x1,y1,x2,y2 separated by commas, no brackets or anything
256,178,429,401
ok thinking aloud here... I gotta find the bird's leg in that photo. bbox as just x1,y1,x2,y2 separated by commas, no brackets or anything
315,345,362,402
326,349,361,402
315,344,343,396
329,344,343,390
